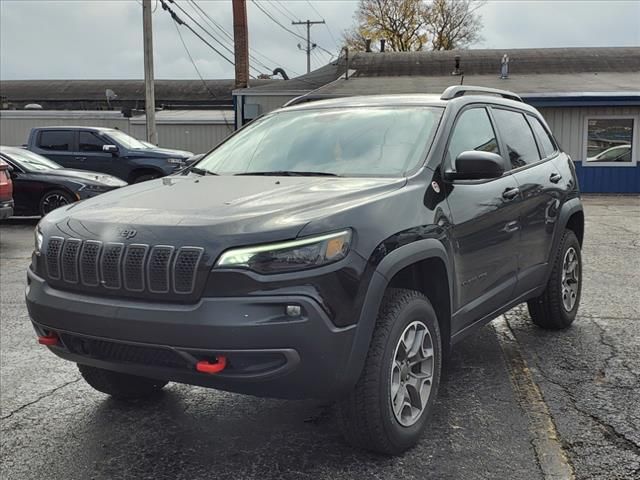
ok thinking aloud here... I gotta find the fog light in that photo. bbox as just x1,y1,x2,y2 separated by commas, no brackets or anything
286,305,301,317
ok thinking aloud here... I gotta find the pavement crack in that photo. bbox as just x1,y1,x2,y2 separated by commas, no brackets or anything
0,377,81,420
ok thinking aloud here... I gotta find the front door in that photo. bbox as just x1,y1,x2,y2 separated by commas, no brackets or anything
444,106,522,335
77,130,114,175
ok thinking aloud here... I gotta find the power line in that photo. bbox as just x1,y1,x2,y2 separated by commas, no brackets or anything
167,0,263,76
172,19,217,99
171,15,234,131
251,0,334,57
160,0,239,70
186,0,275,75
305,0,340,50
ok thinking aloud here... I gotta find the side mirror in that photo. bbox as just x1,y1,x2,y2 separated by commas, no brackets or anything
445,151,507,181
102,144,118,154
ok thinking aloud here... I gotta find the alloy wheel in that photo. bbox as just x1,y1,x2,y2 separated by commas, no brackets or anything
390,320,434,427
561,246,580,312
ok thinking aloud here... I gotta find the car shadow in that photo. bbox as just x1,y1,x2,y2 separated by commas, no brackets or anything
52,325,539,480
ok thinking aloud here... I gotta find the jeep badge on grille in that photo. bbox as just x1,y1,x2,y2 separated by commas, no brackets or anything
118,229,137,239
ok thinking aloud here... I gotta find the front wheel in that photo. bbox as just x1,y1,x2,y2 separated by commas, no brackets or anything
78,364,168,400
338,288,442,455
527,230,582,329
39,189,74,216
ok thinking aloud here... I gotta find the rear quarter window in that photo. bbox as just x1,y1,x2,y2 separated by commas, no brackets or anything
528,116,557,158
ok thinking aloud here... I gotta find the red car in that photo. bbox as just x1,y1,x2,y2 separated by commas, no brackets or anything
0,158,14,219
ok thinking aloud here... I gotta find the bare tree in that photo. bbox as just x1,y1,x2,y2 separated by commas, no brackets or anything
342,0,429,52
343,0,484,52
426,0,484,50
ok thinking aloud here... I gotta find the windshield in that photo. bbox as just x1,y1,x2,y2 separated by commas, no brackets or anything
1,148,61,171
196,107,442,177
106,130,148,150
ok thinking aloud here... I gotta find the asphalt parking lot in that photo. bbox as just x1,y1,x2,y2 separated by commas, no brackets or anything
1,196,638,480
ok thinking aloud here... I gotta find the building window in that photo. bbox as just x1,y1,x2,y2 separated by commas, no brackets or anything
584,117,637,167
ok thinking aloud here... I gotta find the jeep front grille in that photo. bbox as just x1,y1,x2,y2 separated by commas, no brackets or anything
45,237,204,295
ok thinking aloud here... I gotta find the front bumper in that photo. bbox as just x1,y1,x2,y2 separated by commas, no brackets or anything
26,268,359,400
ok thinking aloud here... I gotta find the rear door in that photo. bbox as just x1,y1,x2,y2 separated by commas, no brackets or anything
444,106,522,335
34,130,78,168
77,130,114,175
490,107,563,294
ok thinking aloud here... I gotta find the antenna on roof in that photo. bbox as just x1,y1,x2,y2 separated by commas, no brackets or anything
451,55,463,76
500,54,509,79
105,89,118,109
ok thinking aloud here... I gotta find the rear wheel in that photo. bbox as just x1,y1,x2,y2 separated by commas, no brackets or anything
338,288,442,455
39,189,73,216
78,364,167,399
527,230,582,329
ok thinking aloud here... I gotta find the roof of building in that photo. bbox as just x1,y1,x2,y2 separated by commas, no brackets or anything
0,78,278,109
130,109,233,125
238,47,640,98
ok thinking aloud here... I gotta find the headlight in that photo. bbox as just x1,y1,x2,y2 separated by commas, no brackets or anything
34,226,43,254
215,230,352,274
167,158,184,165
79,184,109,192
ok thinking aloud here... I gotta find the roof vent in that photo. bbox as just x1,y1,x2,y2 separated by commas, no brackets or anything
365,39,372,53
451,55,463,76
380,39,386,53
500,54,509,79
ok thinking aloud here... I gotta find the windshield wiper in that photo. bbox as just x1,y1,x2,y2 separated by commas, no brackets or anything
185,166,218,176
234,170,339,177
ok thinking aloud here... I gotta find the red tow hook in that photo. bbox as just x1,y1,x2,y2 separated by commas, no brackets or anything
196,356,227,374
37,333,59,346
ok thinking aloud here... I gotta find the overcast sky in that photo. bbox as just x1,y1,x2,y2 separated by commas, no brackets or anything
1,0,639,80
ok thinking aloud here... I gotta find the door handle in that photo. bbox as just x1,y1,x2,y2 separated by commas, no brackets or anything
502,187,520,200
549,173,562,183
75,156,87,161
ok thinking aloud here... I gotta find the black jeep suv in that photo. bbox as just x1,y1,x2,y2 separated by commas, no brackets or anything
26,86,584,455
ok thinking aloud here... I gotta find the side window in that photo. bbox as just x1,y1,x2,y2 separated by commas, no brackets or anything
37,130,73,151
492,109,541,168
447,108,500,167
79,131,106,152
528,116,556,158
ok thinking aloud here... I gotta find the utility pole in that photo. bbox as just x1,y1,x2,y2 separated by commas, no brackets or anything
232,0,249,89
142,0,157,144
292,19,325,73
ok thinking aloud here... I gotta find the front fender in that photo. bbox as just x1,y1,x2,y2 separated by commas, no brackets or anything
338,238,452,395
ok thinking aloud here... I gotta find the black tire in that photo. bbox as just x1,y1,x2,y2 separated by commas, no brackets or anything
338,288,442,455
39,189,74,216
78,364,168,399
527,230,582,330
133,173,160,183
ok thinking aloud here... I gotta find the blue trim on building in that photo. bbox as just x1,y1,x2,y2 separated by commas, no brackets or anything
523,94,640,108
574,162,640,193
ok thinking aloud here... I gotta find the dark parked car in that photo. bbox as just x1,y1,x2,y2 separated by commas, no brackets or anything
26,87,584,455
0,158,14,219
0,146,126,216
25,127,193,183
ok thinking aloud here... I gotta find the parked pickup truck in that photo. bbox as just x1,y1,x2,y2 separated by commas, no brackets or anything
25,127,193,183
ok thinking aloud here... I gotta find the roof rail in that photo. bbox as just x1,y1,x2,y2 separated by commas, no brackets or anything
440,85,522,102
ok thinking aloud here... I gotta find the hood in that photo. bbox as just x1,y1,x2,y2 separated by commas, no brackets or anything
43,175,405,246
132,147,193,159
40,168,126,186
